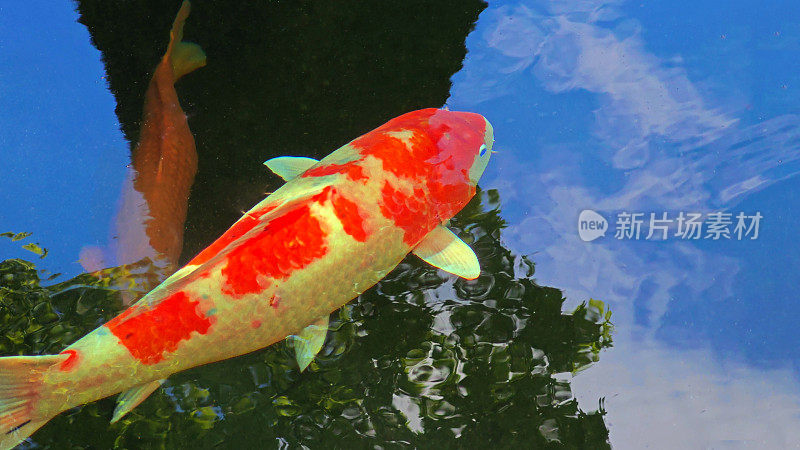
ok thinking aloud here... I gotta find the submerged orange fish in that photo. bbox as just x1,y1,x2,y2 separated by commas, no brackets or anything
80,0,205,289
0,108,494,448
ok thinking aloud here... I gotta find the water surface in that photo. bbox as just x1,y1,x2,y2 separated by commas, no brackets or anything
2,0,800,448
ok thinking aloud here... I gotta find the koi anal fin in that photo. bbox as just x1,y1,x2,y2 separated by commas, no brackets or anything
289,315,329,371
0,354,70,449
264,157,320,181
167,1,207,80
413,225,481,280
111,379,165,424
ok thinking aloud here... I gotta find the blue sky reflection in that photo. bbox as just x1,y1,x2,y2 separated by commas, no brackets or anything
0,1,129,279
3,0,800,446
448,0,800,446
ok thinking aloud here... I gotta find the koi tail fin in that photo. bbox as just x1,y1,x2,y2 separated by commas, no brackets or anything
167,1,207,80
0,355,69,449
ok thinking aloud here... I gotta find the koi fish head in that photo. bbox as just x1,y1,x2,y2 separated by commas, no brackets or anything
412,109,494,189
350,108,495,229
419,110,494,214
457,112,494,186
360,108,494,185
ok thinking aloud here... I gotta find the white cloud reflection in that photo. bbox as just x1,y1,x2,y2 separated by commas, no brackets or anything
571,337,800,448
449,0,800,447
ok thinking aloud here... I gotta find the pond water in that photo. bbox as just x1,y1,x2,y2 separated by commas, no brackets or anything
2,0,800,448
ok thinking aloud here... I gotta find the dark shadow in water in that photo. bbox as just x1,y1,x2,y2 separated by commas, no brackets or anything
1,189,612,448
74,0,489,264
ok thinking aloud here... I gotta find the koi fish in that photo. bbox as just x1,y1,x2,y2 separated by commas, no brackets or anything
80,0,205,296
0,108,494,448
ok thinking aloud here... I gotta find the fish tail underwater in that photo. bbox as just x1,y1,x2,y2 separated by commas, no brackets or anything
0,355,68,449
167,1,206,81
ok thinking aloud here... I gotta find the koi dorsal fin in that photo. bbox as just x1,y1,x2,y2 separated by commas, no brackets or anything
111,379,165,423
413,225,481,280
264,156,320,181
133,262,200,308
288,315,329,371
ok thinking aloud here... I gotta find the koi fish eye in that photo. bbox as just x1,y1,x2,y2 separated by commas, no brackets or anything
468,116,494,184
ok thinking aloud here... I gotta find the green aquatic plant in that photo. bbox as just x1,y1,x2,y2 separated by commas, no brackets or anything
0,232,47,259
1,190,613,448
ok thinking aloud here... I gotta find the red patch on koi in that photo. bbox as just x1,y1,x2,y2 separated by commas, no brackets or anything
379,183,435,245
311,186,334,203
353,109,486,243
59,349,80,372
302,161,366,182
374,108,438,132
311,186,369,242
331,193,368,242
426,180,475,221
188,204,279,266
106,291,213,364
355,109,483,189
353,132,428,181
221,205,328,297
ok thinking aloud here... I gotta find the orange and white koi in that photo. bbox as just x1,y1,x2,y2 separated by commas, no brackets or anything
0,108,494,448
80,1,205,294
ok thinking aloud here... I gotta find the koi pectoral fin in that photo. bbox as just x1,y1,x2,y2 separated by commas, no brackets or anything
413,225,481,280
264,157,320,181
111,379,166,424
288,315,329,372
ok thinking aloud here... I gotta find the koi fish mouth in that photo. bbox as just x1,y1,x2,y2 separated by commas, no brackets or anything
483,117,495,151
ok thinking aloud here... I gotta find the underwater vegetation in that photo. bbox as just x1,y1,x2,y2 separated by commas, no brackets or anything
1,189,612,448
